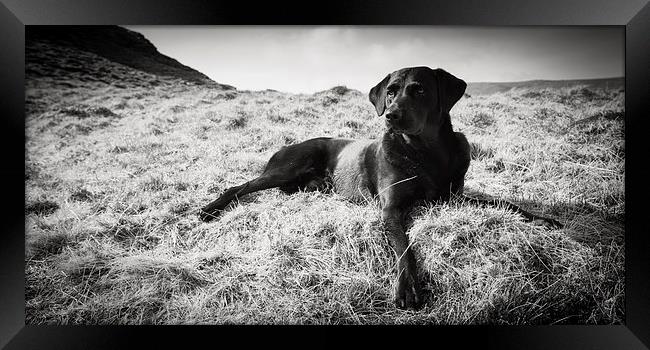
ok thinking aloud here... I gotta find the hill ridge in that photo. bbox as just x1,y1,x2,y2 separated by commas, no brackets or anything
466,77,623,96
26,25,235,90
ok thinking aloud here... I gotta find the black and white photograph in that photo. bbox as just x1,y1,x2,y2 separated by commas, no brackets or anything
25,25,625,325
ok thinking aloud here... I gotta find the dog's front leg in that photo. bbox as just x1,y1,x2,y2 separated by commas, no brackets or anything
382,206,422,309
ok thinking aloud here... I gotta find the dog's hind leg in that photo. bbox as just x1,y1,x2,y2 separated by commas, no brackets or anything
462,195,562,228
199,166,304,222
199,138,334,222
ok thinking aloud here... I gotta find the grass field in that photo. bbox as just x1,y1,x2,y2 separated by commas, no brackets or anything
25,42,625,324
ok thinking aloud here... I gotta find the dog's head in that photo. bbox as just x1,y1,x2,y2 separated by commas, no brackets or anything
369,67,466,136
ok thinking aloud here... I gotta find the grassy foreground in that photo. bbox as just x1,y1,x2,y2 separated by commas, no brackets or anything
25,57,624,324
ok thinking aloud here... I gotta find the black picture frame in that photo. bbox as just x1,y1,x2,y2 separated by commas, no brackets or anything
2,0,649,348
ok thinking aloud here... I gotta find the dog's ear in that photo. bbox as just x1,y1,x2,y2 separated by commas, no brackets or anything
369,74,391,116
434,68,467,113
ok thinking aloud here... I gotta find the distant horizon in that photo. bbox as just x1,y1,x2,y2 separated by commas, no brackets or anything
218,77,627,94
234,76,626,94
467,76,623,84
126,26,624,94
215,75,627,94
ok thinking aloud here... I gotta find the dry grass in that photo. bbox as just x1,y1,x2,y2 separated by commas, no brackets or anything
25,46,624,324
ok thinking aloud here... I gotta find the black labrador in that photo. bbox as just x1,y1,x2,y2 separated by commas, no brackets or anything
199,66,562,309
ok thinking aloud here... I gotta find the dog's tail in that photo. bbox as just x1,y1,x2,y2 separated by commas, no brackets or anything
461,195,563,229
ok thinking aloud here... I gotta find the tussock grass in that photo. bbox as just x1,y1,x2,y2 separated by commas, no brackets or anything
26,58,624,324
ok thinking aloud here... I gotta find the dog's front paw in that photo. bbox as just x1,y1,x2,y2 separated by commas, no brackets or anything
395,270,422,310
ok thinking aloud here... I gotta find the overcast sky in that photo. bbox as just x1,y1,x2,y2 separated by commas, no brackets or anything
125,26,623,94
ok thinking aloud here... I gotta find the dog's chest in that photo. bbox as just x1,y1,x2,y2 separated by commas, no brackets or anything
332,139,375,201
379,134,455,201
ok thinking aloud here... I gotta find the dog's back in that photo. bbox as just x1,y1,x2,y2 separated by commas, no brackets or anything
331,139,378,201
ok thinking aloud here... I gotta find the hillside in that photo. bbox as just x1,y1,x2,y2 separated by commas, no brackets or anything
26,25,234,89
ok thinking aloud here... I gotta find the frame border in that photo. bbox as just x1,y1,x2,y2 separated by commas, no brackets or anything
2,0,649,348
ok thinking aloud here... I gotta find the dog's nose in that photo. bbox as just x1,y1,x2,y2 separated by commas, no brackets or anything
385,111,401,122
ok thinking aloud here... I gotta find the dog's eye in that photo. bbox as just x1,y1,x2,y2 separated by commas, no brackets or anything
415,86,425,95
386,91,396,99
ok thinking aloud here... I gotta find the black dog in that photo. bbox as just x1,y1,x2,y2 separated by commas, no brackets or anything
199,66,561,309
